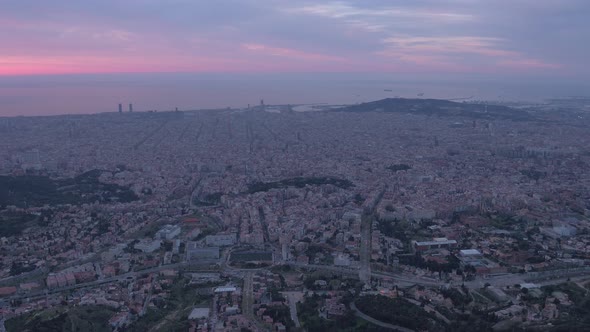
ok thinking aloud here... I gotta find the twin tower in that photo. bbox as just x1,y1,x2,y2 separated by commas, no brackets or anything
118,103,133,113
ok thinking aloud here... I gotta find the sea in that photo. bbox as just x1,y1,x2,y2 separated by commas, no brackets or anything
0,73,587,117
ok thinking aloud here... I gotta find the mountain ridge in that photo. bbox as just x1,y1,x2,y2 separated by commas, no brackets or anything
334,98,532,121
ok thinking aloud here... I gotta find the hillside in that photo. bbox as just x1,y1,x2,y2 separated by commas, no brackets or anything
334,98,532,121
5,305,115,332
0,169,138,209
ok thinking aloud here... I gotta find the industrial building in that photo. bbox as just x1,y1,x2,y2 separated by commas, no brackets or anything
205,233,237,246
412,237,457,252
134,239,162,253
155,224,181,240
186,242,220,261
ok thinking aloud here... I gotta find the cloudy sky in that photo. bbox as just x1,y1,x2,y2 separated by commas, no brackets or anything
1,0,588,78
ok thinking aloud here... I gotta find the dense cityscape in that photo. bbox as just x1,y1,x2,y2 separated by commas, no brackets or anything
1,97,590,331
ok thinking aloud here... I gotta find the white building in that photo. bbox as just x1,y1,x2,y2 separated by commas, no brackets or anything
186,242,220,261
342,211,361,223
459,249,483,257
155,224,181,240
552,224,577,237
334,253,351,267
214,286,237,293
205,233,237,246
101,243,127,262
134,239,162,253
188,307,210,320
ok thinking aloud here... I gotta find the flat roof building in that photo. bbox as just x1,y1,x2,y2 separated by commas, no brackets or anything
459,249,483,257
188,307,210,320
156,224,181,240
186,242,220,261
205,233,237,246
413,237,457,252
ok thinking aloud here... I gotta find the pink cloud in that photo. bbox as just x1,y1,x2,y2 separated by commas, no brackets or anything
498,59,562,69
0,9,565,77
377,35,563,72
381,36,520,57
241,43,346,62
0,54,253,76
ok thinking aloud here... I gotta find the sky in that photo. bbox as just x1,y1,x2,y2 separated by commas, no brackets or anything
1,0,589,78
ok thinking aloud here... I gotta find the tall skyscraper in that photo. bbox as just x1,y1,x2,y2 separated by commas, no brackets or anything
129,103,133,112
260,99,265,111
118,103,122,113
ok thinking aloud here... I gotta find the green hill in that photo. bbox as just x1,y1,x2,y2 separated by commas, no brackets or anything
0,169,138,209
5,305,116,332
335,98,532,121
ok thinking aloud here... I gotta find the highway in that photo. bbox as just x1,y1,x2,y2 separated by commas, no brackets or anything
7,245,590,316
241,272,254,317
10,255,590,303
140,274,157,316
288,262,444,287
240,272,268,331
6,262,190,301
359,213,372,283
282,291,302,328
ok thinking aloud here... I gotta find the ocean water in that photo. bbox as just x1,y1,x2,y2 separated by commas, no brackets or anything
0,73,586,117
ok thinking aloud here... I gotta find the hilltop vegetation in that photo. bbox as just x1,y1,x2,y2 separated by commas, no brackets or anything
386,163,412,172
247,176,353,194
0,212,40,237
5,305,115,332
355,295,445,331
335,98,532,121
0,169,138,209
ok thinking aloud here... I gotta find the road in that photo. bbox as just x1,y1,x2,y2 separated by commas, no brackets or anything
6,262,192,301
242,272,254,317
210,291,219,330
189,176,204,209
7,241,590,325
371,271,443,287
288,262,444,287
359,186,385,284
289,262,590,290
140,274,157,316
359,213,372,283
405,298,450,324
94,262,103,280
9,257,284,302
240,272,268,331
282,291,302,328
11,256,589,304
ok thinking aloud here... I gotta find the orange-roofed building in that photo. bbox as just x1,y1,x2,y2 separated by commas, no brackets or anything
0,286,17,296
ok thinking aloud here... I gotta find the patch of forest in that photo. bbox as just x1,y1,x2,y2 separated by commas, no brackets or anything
0,169,138,209
247,176,353,194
